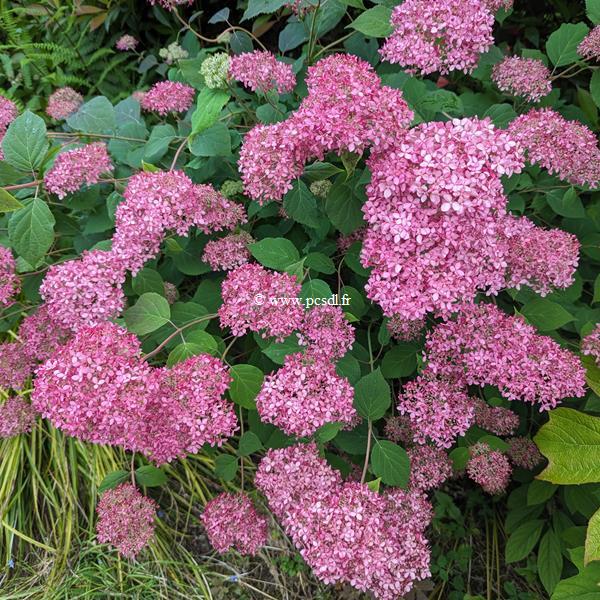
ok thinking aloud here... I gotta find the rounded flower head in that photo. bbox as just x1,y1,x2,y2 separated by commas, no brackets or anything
200,53,231,89
159,42,188,65
0,397,36,439
0,96,18,160
387,315,425,342
507,436,543,470
46,87,83,120
39,249,127,332
0,246,19,307
19,305,72,362
44,143,113,199
0,343,35,391
96,483,157,559
202,231,253,271
116,34,138,51
256,352,356,438
578,26,600,61
472,397,519,436
492,57,552,102
582,324,600,366
380,0,495,75
298,305,354,360
202,493,268,555
229,51,295,94
466,443,512,495
408,444,453,491
219,263,304,342
384,415,414,445
140,81,195,116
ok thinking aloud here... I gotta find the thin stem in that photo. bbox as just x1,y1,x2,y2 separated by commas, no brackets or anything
47,131,149,143
170,137,189,170
313,31,355,59
239,406,245,492
3,181,41,191
130,453,136,485
360,419,372,485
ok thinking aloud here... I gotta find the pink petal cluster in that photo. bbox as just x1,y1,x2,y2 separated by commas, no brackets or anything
116,34,138,51
19,305,72,362
0,246,19,307
202,231,253,271
201,493,268,555
297,305,354,360
239,54,413,202
96,483,157,558
219,263,304,341
397,376,475,448
32,322,238,463
578,25,600,61
39,250,126,332
582,324,600,366
387,315,425,342
408,444,453,491
0,343,34,391
361,118,524,319
384,415,413,445
424,302,586,410
472,397,519,436
46,87,83,120
255,443,432,600
509,108,600,188
44,143,113,199
336,227,366,253
229,51,296,94
0,96,18,160
492,57,552,102
506,436,543,470
0,397,36,438
256,352,355,438
380,0,495,75
466,442,512,494
483,0,513,10
140,81,195,115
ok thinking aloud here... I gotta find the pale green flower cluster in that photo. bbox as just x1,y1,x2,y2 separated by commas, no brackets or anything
201,53,231,89
159,42,189,65
220,180,244,198
309,180,332,199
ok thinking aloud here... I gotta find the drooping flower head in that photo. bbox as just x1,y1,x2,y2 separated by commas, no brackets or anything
466,442,512,495
116,34,138,51
96,483,157,558
140,81,195,115
202,493,268,555
506,436,543,470
44,143,113,199
582,324,600,366
0,397,36,439
578,25,600,61
202,231,253,271
492,57,552,102
380,0,495,75
0,246,19,307
46,87,83,120
229,51,296,94
297,305,354,360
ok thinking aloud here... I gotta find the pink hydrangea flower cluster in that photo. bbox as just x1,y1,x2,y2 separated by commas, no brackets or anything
472,397,519,436
32,322,238,463
361,117,525,319
408,444,453,491
140,81,195,115
116,34,138,51
0,343,34,391
46,87,83,120
202,231,253,271
582,324,600,366
578,25,600,61
398,376,475,448
255,443,432,600
219,263,304,341
19,305,72,362
424,302,586,410
44,143,113,199
0,96,18,160
229,51,296,94
491,57,552,102
201,493,268,555
384,415,413,445
466,442,512,494
387,315,425,342
297,305,354,360
380,0,495,75
96,483,157,558
0,246,19,307
0,397,36,439
239,54,413,202
507,436,543,470
509,108,600,188
256,352,356,437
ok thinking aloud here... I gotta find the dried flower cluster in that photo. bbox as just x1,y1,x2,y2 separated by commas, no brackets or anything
0,397,36,439
46,87,83,120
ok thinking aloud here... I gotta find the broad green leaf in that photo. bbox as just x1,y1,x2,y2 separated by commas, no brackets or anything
585,507,600,565
8,198,55,266
305,252,335,274
546,23,589,66
315,421,344,443
2,111,48,172
538,529,563,595
67,96,116,134
98,470,129,494
527,480,558,505
585,355,600,397
185,330,218,355
551,561,600,599
348,6,393,37
238,431,263,456
366,478,381,492
166,342,206,367
325,183,364,234
0,188,24,213
278,22,308,53
301,279,332,305
449,447,470,471
535,407,600,484
283,180,321,228
143,124,175,163
587,0,600,24
230,364,264,409
334,420,369,455
590,70,600,109
380,343,418,378
189,122,231,157
243,0,286,20
505,519,545,563
132,268,164,296
547,188,585,218
135,465,167,487
249,237,300,271
214,454,238,481
520,298,574,331
354,368,390,420
191,88,229,136
371,440,410,487
262,336,301,364
124,292,171,335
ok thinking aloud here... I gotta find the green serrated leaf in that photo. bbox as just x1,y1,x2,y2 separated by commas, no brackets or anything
0,188,24,213
546,23,589,66
214,454,238,481
98,470,129,494
354,368,390,420
135,465,167,487
371,439,410,487
230,364,264,409
238,431,263,456
191,88,229,136
538,529,563,595
8,198,55,266
124,292,171,335
520,298,574,331
505,520,545,563
2,111,48,172
249,237,300,271
347,6,393,37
